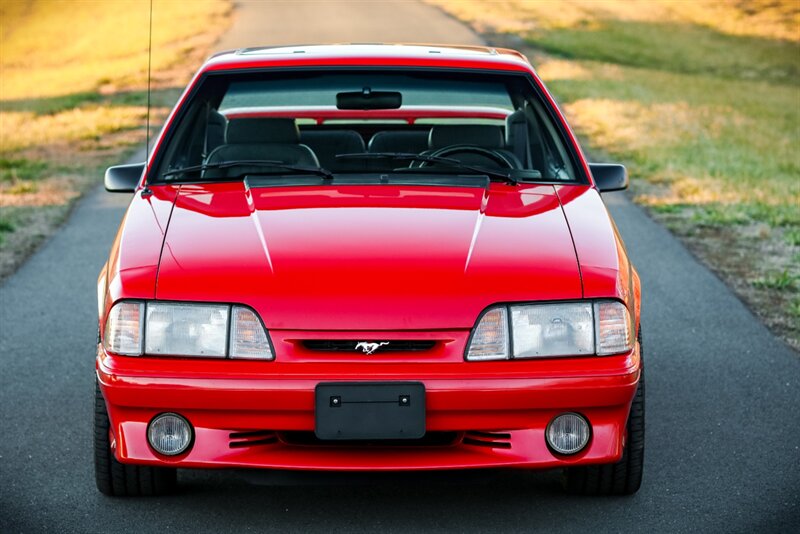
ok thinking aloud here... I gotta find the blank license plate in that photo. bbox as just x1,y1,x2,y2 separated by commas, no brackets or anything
314,382,425,440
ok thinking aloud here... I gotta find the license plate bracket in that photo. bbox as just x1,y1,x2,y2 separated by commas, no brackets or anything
314,382,425,440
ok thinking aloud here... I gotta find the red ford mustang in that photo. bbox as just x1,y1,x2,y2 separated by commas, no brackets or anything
96,44,643,497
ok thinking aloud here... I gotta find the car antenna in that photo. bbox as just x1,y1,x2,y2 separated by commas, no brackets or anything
143,0,154,194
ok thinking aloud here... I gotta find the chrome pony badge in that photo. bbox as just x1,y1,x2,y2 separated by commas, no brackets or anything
355,341,390,355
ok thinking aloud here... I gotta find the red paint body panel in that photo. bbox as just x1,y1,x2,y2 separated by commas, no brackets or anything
98,341,639,470
99,186,180,324
155,182,582,330
98,44,641,473
555,185,641,326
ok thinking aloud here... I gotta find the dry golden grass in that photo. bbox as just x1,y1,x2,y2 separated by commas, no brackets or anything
426,0,800,41
1,0,231,99
1,106,147,151
0,0,232,279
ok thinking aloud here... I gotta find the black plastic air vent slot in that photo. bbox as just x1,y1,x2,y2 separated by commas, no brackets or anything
462,431,512,449
229,430,278,449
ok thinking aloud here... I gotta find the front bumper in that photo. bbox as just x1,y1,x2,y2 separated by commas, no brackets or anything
97,341,640,471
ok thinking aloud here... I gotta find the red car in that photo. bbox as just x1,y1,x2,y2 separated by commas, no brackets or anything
96,44,643,497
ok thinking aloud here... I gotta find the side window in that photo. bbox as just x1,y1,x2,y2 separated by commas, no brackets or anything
526,99,576,181
156,101,207,176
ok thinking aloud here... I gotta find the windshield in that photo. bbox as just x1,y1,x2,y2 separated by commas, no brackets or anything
152,69,581,184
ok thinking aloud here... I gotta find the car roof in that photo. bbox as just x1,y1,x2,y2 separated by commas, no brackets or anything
202,43,532,73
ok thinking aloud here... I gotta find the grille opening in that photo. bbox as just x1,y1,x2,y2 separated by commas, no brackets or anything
278,431,460,447
302,340,437,352
462,431,512,449
228,430,512,450
229,430,278,449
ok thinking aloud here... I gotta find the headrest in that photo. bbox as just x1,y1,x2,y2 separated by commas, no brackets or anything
208,109,227,127
226,118,300,144
205,109,228,149
428,125,504,150
300,130,365,147
505,109,527,146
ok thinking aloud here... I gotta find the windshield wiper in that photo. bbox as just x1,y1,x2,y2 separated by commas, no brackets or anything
162,160,334,181
336,152,518,185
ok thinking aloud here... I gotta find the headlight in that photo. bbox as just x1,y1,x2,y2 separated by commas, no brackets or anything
103,301,273,360
511,302,594,358
145,302,229,357
466,300,632,360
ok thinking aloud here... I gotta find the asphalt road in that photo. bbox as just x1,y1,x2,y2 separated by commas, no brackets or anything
1,2,798,533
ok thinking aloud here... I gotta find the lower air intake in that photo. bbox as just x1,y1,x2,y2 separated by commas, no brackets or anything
229,430,278,449
462,431,512,449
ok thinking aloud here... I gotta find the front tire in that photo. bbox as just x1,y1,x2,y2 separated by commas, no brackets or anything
94,379,177,496
563,328,645,496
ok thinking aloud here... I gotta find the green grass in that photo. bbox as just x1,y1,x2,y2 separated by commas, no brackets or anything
690,205,750,227
743,204,800,228
650,204,687,215
0,92,103,115
753,270,798,291
535,20,798,84
789,298,800,318
0,217,14,246
785,229,800,247
0,158,47,183
0,87,182,116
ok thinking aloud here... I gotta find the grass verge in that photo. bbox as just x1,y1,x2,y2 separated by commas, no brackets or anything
0,0,232,281
427,0,800,350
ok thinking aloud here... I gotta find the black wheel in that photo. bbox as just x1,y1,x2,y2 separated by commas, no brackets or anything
563,328,645,496
94,379,177,496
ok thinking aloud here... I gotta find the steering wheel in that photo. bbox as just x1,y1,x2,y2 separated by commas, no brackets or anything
417,145,516,169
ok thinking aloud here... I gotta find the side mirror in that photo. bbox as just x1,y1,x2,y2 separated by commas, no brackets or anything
105,162,145,192
590,163,628,192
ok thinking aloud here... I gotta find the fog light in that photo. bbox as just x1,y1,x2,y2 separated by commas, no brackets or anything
147,413,193,456
546,413,590,455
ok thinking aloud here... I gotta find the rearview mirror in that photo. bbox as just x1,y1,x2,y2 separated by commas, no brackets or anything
105,162,145,192
337,88,402,110
590,163,628,192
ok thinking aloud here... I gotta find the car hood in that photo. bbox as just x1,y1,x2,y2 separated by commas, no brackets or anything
155,182,582,330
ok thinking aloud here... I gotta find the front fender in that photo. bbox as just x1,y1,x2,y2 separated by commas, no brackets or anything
98,186,179,342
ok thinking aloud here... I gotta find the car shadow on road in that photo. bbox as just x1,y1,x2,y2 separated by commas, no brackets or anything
115,468,632,530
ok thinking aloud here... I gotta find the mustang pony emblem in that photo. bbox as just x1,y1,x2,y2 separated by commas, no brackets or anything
355,341,390,355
